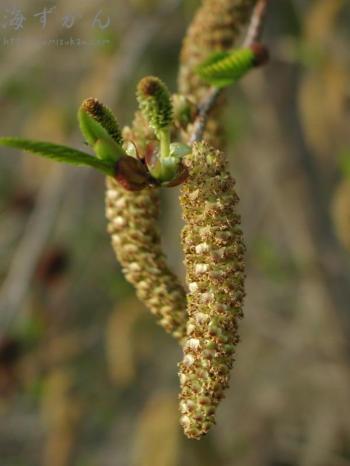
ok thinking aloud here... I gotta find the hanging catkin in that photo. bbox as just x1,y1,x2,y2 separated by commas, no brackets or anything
105,113,187,342
178,141,246,439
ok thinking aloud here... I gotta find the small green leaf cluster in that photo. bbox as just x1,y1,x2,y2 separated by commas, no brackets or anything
196,43,269,88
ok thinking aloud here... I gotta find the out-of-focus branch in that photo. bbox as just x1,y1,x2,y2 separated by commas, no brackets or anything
243,0,269,47
0,167,66,329
190,0,270,143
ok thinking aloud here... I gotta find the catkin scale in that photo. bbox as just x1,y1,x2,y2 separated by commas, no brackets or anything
179,141,246,439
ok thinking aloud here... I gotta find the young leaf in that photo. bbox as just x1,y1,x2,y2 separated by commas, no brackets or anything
196,44,268,88
80,97,123,146
0,137,115,175
78,111,125,163
78,98,126,163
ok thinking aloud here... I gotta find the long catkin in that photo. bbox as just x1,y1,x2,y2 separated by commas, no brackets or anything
179,141,246,439
106,180,187,341
105,114,187,342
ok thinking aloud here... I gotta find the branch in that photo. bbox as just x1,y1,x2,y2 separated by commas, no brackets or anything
189,88,221,144
190,0,270,144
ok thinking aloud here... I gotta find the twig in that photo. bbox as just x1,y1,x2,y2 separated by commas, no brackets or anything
189,88,221,144
243,0,269,47
190,0,270,144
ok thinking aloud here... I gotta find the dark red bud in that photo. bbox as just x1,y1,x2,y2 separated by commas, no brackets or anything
250,42,270,67
115,156,155,191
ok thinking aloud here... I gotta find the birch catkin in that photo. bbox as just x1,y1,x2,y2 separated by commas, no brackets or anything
179,141,246,439
106,180,187,341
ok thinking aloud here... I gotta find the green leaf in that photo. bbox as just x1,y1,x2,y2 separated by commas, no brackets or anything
196,48,256,88
78,107,112,147
78,105,126,163
0,137,115,175
198,50,232,68
79,97,123,146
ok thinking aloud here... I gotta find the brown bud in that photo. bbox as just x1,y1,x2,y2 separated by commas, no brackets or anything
114,156,155,191
250,42,270,67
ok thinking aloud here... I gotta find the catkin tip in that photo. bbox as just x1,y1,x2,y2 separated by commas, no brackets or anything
80,97,123,146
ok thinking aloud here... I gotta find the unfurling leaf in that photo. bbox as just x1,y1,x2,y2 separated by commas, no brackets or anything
78,98,125,163
196,44,269,88
80,97,123,145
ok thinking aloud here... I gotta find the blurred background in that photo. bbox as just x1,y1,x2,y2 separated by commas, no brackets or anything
0,0,350,465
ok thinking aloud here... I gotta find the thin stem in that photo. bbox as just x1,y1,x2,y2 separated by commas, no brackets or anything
160,129,171,158
189,88,221,144
243,0,269,47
